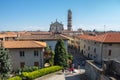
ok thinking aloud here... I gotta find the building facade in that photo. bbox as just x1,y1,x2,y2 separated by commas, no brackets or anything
78,33,120,63
3,41,46,71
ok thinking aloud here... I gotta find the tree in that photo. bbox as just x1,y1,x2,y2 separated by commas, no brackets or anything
54,39,68,67
44,45,51,59
67,53,73,67
44,45,55,66
49,51,55,66
0,46,12,80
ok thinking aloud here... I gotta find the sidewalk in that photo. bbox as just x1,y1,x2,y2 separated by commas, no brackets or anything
35,70,65,80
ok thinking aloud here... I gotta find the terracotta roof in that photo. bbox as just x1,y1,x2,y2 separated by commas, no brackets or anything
31,32,52,35
18,31,52,36
17,31,28,35
3,41,46,49
4,32,17,35
78,33,120,43
62,30,82,33
0,34,17,38
18,34,69,40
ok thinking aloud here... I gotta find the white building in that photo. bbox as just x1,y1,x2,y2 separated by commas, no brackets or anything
78,33,120,63
2,41,46,71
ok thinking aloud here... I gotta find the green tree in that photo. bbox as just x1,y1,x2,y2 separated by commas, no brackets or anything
44,45,51,59
49,51,55,66
54,39,68,67
0,46,12,80
45,45,51,51
67,53,73,67
44,45,55,66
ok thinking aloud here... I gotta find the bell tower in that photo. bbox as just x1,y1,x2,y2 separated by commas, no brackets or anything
67,9,72,31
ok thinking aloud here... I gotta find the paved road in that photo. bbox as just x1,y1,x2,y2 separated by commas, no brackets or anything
71,52,86,69
65,75,81,80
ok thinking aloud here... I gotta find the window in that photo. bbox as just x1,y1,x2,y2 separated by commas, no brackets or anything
81,50,83,54
94,42,96,44
108,50,112,56
109,44,112,46
20,62,25,68
84,45,86,48
94,48,96,53
94,56,96,58
34,62,39,67
34,51,39,56
91,54,92,57
84,51,85,54
88,53,90,58
20,51,24,57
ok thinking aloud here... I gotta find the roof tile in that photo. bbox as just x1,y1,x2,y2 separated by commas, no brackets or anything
78,33,120,43
2,41,46,49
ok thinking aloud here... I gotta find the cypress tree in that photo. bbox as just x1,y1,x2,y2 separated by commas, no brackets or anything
0,46,12,80
54,39,68,67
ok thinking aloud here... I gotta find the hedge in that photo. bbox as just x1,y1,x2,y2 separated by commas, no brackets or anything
22,66,62,79
8,76,22,80
19,66,39,72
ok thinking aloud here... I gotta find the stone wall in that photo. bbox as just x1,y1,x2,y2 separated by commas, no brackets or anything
104,60,120,76
100,75,110,80
111,60,120,76
85,60,103,80
85,60,120,80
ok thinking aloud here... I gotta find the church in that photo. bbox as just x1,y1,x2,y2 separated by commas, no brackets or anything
49,19,64,33
49,9,72,33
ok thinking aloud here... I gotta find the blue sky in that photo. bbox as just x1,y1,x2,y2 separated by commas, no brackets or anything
0,0,120,31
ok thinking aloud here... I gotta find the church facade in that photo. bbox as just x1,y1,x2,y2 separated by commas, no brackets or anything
49,9,72,33
49,20,64,33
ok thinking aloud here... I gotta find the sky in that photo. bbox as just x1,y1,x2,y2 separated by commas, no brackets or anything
0,0,120,31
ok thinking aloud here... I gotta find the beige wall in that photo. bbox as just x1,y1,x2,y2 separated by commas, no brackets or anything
102,44,120,61
79,38,120,63
9,48,44,71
